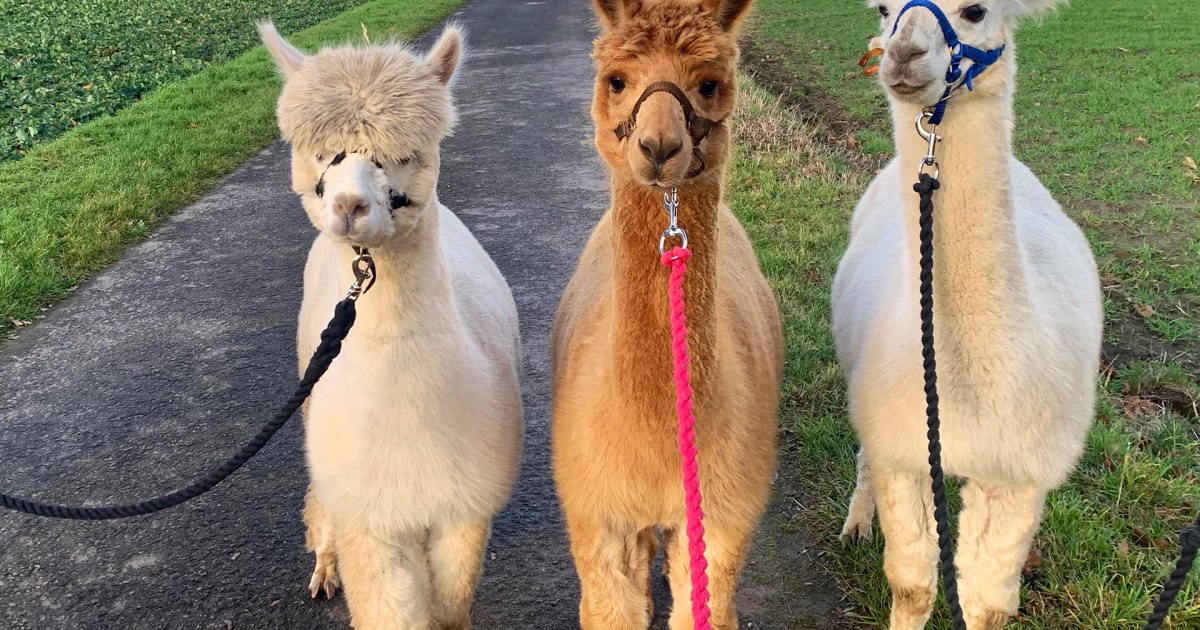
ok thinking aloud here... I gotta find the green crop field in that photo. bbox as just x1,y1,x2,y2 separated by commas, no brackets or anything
728,0,1200,627
0,0,376,162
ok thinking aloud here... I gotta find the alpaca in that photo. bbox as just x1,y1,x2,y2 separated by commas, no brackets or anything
832,1,1101,628
258,23,523,630
550,1,783,628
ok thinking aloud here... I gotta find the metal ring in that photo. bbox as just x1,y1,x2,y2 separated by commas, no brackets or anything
658,227,688,256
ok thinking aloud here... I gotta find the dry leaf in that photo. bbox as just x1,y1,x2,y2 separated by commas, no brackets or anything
1117,540,1130,557
1134,136,1149,146
1123,395,1160,418
82,83,92,90
1117,47,1129,53
1135,303,1156,318
847,134,860,149
9,318,31,327
1186,156,1197,171
1022,548,1044,574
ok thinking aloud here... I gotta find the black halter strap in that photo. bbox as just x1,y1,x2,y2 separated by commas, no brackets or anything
613,81,722,179
314,150,411,211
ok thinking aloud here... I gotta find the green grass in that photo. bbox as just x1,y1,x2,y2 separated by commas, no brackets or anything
727,0,1200,625
0,0,376,161
0,0,462,335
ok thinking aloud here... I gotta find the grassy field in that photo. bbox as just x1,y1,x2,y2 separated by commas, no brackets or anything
728,0,1200,627
0,0,374,161
0,0,462,336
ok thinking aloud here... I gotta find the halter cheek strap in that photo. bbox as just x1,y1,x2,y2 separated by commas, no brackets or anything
613,81,723,179
890,0,1005,125
315,150,412,213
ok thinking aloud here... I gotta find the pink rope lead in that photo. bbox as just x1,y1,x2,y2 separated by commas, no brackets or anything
660,245,712,630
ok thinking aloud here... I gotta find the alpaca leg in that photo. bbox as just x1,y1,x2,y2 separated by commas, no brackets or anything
632,527,658,619
568,516,651,630
304,485,340,600
335,524,434,630
956,482,1045,630
427,517,491,630
666,521,751,630
841,446,877,543
875,470,938,630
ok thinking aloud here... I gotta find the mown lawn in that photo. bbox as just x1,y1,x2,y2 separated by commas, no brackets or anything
728,0,1200,627
0,0,462,336
0,0,375,161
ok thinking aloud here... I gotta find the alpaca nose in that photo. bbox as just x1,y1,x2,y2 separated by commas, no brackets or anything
888,43,929,65
639,135,683,169
332,192,370,218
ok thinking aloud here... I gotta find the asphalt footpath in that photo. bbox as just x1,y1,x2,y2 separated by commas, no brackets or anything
0,0,843,627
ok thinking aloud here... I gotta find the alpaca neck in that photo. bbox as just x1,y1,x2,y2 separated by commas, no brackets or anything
892,81,1030,354
347,196,464,344
610,174,722,405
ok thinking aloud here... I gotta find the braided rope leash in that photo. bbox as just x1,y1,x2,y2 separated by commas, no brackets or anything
1,249,374,520
913,173,967,629
661,244,712,630
1144,514,1200,630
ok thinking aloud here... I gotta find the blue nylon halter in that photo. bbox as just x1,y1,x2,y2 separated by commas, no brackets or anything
889,0,1005,124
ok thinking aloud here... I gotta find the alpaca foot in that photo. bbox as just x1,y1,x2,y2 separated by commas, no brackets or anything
839,511,874,544
308,556,340,600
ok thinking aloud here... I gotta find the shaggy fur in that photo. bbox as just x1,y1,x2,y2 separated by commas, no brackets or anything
551,1,782,629
833,2,1099,629
260,23,522,630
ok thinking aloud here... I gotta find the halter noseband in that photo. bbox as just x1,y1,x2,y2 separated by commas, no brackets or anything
889,0,1005,125
613,81,723,179
315,150,412,211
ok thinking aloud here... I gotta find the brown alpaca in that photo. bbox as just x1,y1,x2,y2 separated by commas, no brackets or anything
550,1,782,628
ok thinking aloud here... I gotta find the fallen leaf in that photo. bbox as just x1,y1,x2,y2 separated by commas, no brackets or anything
847,134,861,149
224,622,233,630
188,123,199,129
1135,303,1156,318
1117,47,1129,53
230,552,240,561
82,83,92,90
1132,526,1175,550
1124,395,1160,418
1135,136,1149,146
269,599,282,608
1186,156,1197,171
1022,548,1044,574
9,318,31,328
1117,540,1130,557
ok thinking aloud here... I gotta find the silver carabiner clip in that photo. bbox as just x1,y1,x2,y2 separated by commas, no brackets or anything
347,246,376,300
659,188,689,255
915,110,941,180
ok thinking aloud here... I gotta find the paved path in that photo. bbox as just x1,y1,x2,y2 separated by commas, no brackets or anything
0,1,844,628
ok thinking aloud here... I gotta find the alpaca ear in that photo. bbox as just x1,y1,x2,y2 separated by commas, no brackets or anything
700,0,755,33
593,0,643,31
257,22,308,78
426,25,465,85
1006,0,1068,20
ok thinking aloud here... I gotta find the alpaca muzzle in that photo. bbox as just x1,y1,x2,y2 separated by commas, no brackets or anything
613,81,723,179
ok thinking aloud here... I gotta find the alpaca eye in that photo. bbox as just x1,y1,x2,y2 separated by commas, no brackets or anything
962,4,986,22
699,80,719,99
609,76,625,93
878,5,889,18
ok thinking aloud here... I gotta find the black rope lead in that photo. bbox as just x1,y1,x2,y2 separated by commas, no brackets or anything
1144,513,1200,630
915,172,967,630
0,298,357,520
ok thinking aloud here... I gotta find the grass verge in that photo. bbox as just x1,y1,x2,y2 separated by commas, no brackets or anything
0,0,462,336
728,13,1200,625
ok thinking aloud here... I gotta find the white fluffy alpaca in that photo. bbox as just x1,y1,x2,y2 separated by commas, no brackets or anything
259,23,523,630
832,1,1101,628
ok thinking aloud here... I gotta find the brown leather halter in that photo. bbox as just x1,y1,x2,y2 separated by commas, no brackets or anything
613,81,723,179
